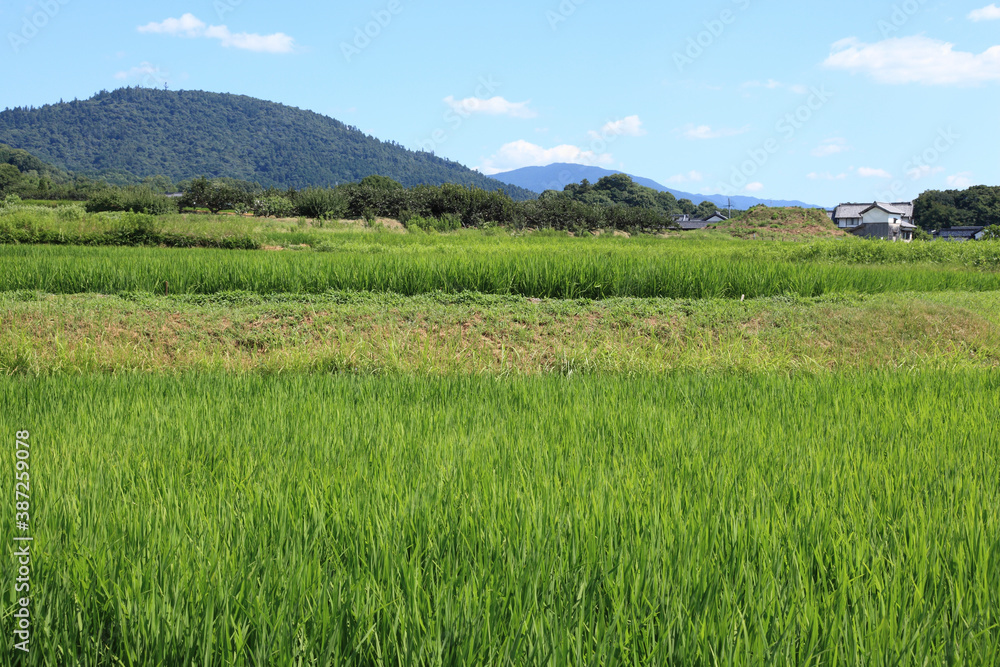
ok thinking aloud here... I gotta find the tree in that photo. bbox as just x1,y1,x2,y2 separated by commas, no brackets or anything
677,199,696,215
0,164,22,196
695,200,719,218
981,225,1000,240
654,190,678,214
914,186,1000,230
358,174,403,191
179,177,250,214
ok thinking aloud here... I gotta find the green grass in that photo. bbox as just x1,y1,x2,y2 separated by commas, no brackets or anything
0,205,392,249
3,240,1000,300
15,199,80,208
2,372,998,665
2,290,999,375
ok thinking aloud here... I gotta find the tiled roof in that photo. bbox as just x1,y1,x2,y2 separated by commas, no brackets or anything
935,227,984,238
832,201,914,219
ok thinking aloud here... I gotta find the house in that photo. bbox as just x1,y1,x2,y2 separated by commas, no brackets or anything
831,201,915,229
673,212,728,231
830,201,918,242
933,226,986,242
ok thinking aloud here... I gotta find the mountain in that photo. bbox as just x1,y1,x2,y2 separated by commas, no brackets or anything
490,163,824,210
0,87,536,200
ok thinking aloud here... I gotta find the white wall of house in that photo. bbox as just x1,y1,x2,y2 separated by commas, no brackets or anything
861,207,899,225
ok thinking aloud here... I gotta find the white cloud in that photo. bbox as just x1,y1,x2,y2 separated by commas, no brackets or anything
137,14,295,53
907,165,945,180
681,124,750,140
858,167,893,178
591,115,645,139
811,138,849,157
969,4,1000,21
114,62,168,83
807,172,848,181
443,96,536,119
666,171,704,184
138,13,206,37
745,182,764,192
479,140,613,175
824,35,1000,85
947,172,974,188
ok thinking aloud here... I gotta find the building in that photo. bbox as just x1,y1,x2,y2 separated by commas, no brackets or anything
830,201,915,229
934,226,986,242
673,212,728,231
830,201,918,242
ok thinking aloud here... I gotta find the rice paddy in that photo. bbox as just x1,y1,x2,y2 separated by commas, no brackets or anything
3,372,999,665
3,239,1000,300
3,227,1000,665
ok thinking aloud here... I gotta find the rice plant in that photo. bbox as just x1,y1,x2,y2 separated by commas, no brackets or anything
3,242,1000,300
1,372,998,665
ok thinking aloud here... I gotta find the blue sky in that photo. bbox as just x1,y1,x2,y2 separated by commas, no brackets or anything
2,0,999,206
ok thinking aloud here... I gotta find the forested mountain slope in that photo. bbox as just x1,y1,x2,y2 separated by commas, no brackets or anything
0,88,535,199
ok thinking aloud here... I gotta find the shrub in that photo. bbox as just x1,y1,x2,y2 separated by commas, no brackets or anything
178,177,253,214
56,204,87,222
405,214,462,233
295,188,347,219
86,187,176,215
251,196,296,218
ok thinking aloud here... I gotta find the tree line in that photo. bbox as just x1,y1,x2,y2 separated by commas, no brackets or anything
81,174,683,234
913,186,1000,230
545,173,721,218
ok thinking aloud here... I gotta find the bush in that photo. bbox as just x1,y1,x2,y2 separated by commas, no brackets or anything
177,178,252,215
251,196,296,218
86,187,176,215
405,214,462,233
295,188,347,219
56,204,87,222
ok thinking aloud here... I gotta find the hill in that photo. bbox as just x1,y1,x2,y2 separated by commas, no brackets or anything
0,143,71,181
712,206,846,240
0,88,536,200
491,163,823,209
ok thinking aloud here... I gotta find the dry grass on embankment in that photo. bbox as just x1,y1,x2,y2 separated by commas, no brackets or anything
713,206,847,240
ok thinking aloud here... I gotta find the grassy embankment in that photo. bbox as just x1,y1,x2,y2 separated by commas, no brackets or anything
3,290,999,374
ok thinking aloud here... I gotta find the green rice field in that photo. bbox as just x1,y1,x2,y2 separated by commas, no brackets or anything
2,372,999,665
3,226,1000,665
3,239,1000,299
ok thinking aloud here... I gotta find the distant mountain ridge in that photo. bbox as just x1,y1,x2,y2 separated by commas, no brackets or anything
491,163,824,209
0,87,536,199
